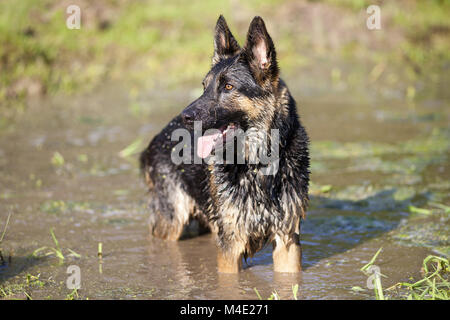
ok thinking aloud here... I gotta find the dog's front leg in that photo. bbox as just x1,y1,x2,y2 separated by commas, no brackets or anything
216,243,244,273
272,233,302,273
214,207,245,273
217,250,243,273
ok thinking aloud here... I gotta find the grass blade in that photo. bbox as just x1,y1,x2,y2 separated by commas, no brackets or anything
361,247,383,273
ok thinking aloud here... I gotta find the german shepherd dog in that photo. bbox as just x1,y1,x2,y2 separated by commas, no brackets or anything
140,16,310,273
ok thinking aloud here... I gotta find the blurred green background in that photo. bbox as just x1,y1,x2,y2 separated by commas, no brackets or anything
0,0,449,120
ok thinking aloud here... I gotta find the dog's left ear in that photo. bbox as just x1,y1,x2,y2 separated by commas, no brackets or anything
212,15,241,65
241,16,279,86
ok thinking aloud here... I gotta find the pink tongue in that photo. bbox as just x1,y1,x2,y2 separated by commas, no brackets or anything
197,133,221,159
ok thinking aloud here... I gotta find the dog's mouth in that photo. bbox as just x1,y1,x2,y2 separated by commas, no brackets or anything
197,123,239,159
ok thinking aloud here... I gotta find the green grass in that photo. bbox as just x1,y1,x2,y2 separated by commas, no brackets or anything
0,210,12,265
0,0,231,117
326,0,450,83
387,255,450,300
359,248,450,300
119,138,144,158
32,228,80,262
254,284,299,300
65,288,79,300
0,0,448,122
360,247,386,300
0,273,46,300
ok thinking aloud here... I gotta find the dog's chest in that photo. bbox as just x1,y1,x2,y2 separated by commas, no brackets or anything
212,167,286,229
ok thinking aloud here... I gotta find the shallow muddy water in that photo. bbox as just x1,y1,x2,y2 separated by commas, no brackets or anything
0,80,448,299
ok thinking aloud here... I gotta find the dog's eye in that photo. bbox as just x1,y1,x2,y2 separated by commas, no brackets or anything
225,84,233,91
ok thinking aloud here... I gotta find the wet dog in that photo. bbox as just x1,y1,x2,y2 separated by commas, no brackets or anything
140,16,310,273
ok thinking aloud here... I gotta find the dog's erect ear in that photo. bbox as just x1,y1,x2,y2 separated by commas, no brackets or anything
212,15,241,65
241,16,279,86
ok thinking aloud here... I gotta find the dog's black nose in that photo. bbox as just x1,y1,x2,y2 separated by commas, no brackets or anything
182,111,196,126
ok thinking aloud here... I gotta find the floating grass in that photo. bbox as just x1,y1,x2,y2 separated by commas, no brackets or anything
98,242,103,274
253,287,263,300
408,205,432,215
429,203,450,214
66,288,79,300
51,152,65,167
98,242,103,259
0,210,12,243
119,138,143,158
0,210,12,265
360,247,383,273
254,284,299,300
292,284,299,300
32,228,80,262
360,247,385,300
268,290,280,300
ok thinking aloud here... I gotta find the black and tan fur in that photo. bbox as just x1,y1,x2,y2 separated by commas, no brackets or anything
140,16,310,273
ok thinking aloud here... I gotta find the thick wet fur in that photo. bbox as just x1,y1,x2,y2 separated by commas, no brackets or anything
140,16,310,273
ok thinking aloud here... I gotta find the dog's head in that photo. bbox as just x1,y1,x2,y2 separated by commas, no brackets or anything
181,15,280,132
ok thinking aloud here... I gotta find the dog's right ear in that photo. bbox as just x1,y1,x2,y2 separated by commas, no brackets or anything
212,15,241,65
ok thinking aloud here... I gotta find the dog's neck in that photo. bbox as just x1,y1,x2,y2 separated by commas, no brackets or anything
247,79,296,147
